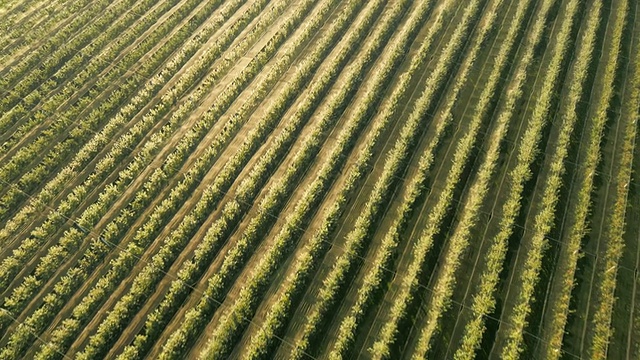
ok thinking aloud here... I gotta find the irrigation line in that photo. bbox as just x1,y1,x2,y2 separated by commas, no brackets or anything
0,187,322,360
0,0,212,160
0,5,633,360
1,84,633,360
0,0,242,161
2,0,635,167
0,308,74,360
0,164,589,360
306,162,637,275
398,177,637,274
0,0,346,204
475,122,640,189
0,0,305,101
0,2,179,97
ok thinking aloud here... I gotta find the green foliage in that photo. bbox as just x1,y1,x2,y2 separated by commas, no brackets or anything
73,0,340,358
546,3,623,359
367,1,488,357
501,0,604,358
452,0,581,358
199,0,433,357
589,1,636,357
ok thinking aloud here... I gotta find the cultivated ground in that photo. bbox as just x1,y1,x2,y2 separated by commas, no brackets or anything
0,0,638,359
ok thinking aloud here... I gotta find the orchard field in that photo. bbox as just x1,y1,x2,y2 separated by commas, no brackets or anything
0,0,638,359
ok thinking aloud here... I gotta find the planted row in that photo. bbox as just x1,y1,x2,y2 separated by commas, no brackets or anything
452,0,579,357
501,0,603,357
330,0,523,357
0,0,285,352
409,0,535,357
199,0,442,357
0,0,163,145
63,0,342,358
0,0,212,214
241,0,470,357
115,2,383,359
0,0,260,239
146,1,422,358
0,0,108,88
0,0,232,208
366,1,485,357
0,0,137,114
0,0,188,160
0,0,92,67
543,0,628,357
325,0,462,357
590,1,636,356
0,0,53,45
0,0,248,295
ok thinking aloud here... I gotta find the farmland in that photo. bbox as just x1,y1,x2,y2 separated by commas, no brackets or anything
0,0,638,358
